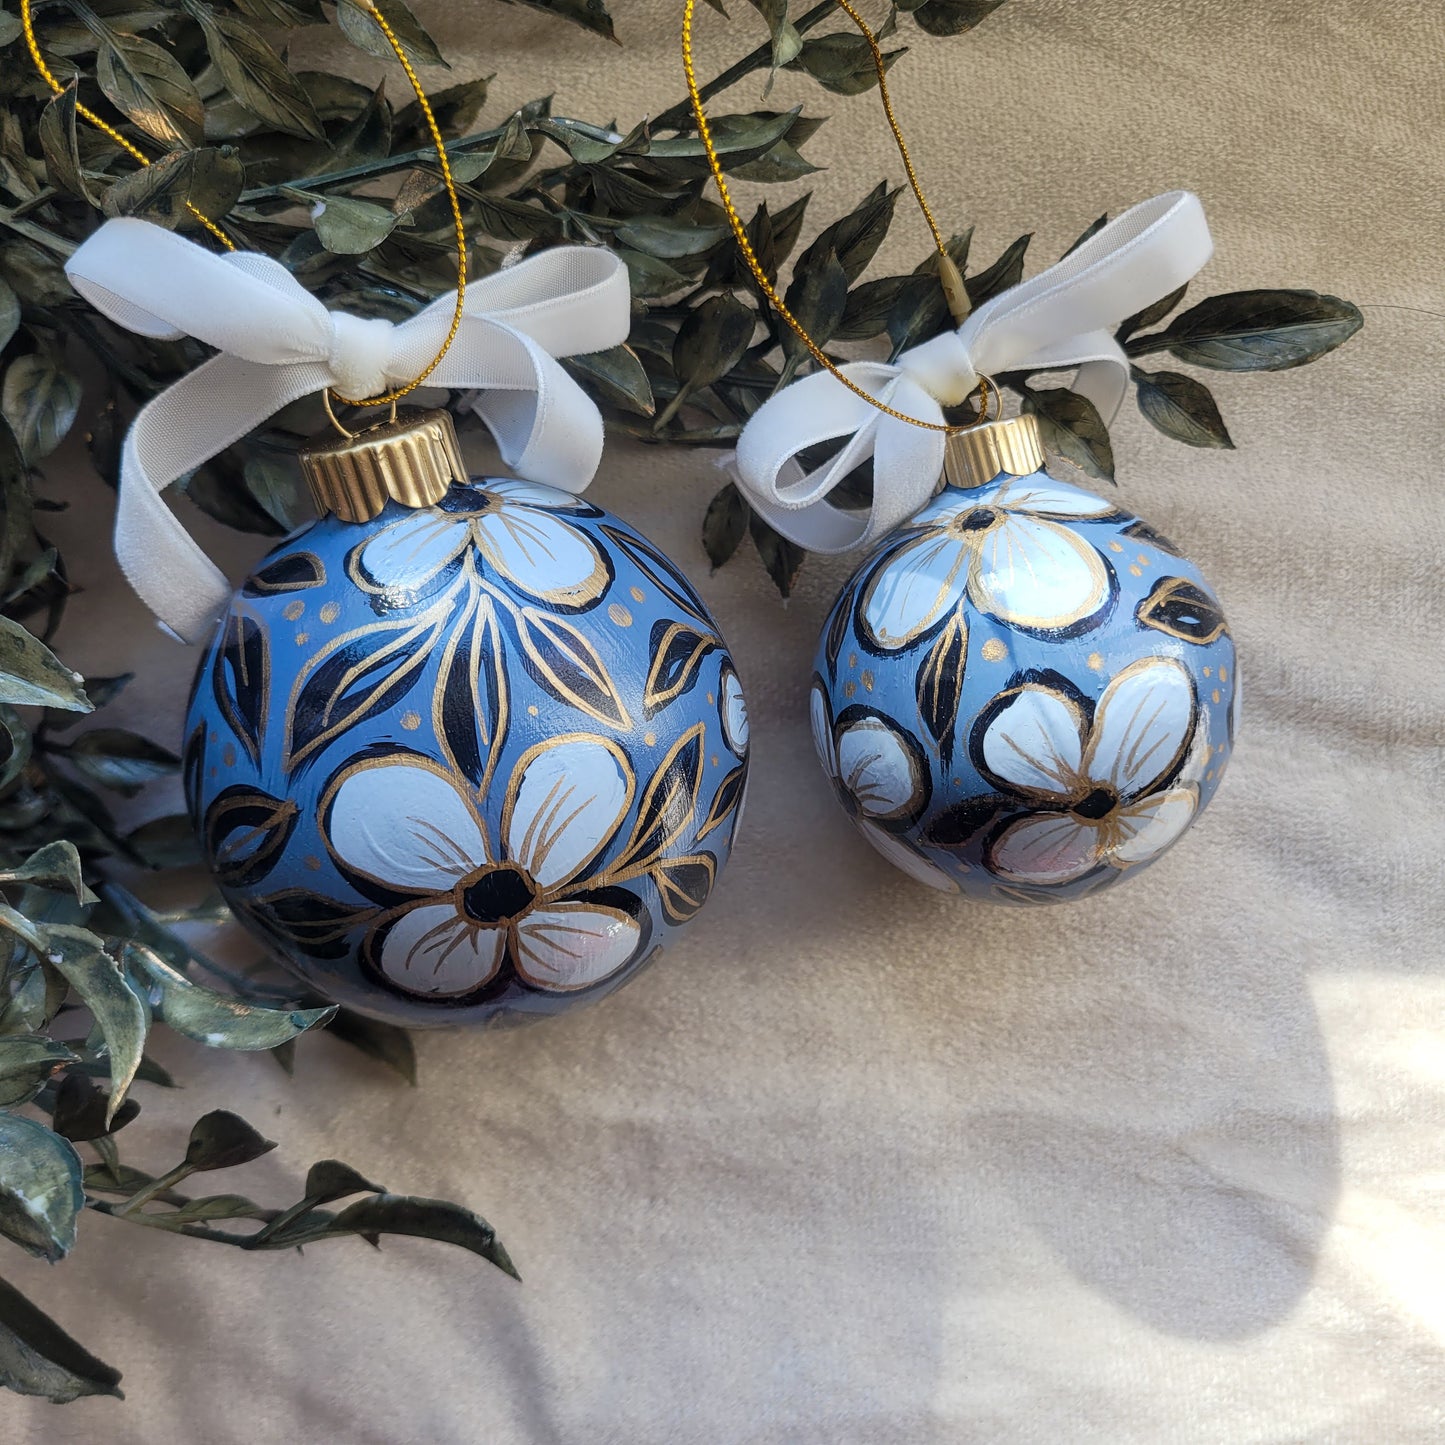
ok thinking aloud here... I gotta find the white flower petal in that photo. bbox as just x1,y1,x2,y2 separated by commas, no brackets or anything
1085,656,1195,798
1111,786,1198,866
860,532,970,649
513,903,641,991
989,812,1102,885
969,514,1109,630
379,904,503,997
503,736,631,890
476,504,608,606
721,669,749,756
331,760,486,892
836,716,923,819
481,479,588,510
858,821,958,892
810,685,834,772
979,684,1086,798
996,477,1116,518
355,511,468,592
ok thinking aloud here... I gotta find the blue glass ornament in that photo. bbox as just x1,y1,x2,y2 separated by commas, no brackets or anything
184,476,749,1026
811,427,1235,904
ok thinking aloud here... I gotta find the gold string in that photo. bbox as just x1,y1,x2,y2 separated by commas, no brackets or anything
682,0,987,435
20,0,468,413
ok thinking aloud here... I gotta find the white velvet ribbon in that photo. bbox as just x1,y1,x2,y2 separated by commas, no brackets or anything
63,217,632,643
733,190,1214,553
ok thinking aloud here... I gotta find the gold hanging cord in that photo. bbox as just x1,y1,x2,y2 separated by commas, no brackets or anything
682,0,995,434
20,0,468,414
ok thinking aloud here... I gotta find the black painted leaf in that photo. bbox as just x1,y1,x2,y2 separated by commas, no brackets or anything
434,593,505,787
516,609,630,729
824,577,859,678
613,724,705,875
599,523,710,621
1022,386,1114,483
1148,289,1363,371
702,483,749,572
644,620,718,715
203,786,299,888
915,609,968,763
924,794,1012,848
1121,518,1184,558
698,763,746,842
1136,575,1229,645
243,551,326,596
242,892,373,962
0,1276,123,1402
213,608,269,768
1133,367,1234,449
652,854,716,924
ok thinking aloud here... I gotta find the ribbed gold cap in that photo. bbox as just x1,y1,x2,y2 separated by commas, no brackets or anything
942,413,1045,491
301,407,467,523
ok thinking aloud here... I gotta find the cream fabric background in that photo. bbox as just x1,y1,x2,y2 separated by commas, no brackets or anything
9,0,1445,1440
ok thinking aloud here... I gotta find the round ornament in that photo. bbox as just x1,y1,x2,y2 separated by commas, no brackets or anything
810,414,1234,903
183,467,749,1026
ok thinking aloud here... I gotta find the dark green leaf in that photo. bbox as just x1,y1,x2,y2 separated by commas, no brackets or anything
615,216,729,259
326,1007,417,1083
308,193,399,253
97,31,206,148
63,728,181,796
782,243,848,369
194,11,325,140
50,1071,140,1143
800,182,899,284
662,295,756,424
730,139,820,184
124,814,202,870
2,354,82,463
966,233,1030,306
336,0,449,67
0,615,91,711
1062,212,1107,258
749,509,805,598
101,146,245,231
0,241,71,308
0,842,96,905
564,345,654,417
0,958,66,1040
166,1192,271,1222
1133,367,1233,449
129,947,336,1050
229,0,326,25
184,1110,276,1171
1148,289,1364,371
909,0,1006,36
0,1275,122,1402
394,77,491,150
791,31,905,95
0,1113,83,1261
1022,385,1114,483
304,1159,385,1204
0,1036,80,1109
837,274,908,341
38,83,90,202
702,481,748,571
1117,284,1186,342
0,279,17,355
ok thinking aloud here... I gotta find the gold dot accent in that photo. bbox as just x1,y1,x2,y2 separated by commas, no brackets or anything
1137,553,1149,566
1217,743,1226,755
711,754,718,767
845,681,857,698
1128,564,1142,577
644,731,656,746
208,766,217,780
223,744,236,768
862,669,875,692
1203,666,1212,677
283,599,305,621
630,586,645,602
1108,541,1124,553
209,731,220,745
304,854,322,872
1212,689,1221,704
608,603,633,627
527,704,539,716
401,710,421,731
295,632,309,646
981,639,1007,662
1206,769,1214,782
1219,666,1229,683
1086,651,1103,671
848,652,858,669
706,692,714,705
319,601,340,624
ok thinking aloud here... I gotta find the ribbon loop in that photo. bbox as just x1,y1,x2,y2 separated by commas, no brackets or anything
64,218,631,644
733,190,1214,554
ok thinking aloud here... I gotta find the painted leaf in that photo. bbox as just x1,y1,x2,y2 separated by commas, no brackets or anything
0,1276,122,1402
202,786,300,888
0,1113,84,1262
644,620,718,715
599,523,710,622
1136,576,1229,645
213,608,269,768
612,723,705,874
242,551,326,596
128,947,336,1050
698,763,746,843
515,608,631,729
433,593,505,788
915,609,968,763
652,854,716,925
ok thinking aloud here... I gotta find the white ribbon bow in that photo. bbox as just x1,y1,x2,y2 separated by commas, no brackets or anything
734,190,1214,553
64,217,632,643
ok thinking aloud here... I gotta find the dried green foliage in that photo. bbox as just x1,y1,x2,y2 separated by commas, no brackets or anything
0,0,1360,1408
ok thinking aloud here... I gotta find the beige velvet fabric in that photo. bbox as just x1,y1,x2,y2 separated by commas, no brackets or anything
9,0,1445,1439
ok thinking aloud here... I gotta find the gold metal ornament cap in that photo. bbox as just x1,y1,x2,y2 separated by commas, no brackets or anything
943,413,1046,491
301,407,468,523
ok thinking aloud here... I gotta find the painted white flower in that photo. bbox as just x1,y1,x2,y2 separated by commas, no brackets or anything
326,736,641,997
352,479,609,607
810,685,958,892
860,477,1116,647
720,666,749,756
978,656,1201,886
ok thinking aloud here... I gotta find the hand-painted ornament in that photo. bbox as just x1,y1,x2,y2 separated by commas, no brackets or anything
184,415,748,1025
810,413,1233,902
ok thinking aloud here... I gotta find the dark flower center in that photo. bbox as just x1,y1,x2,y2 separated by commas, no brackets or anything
1072,785,1119,821
460,863,538,924
956,507,998,532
